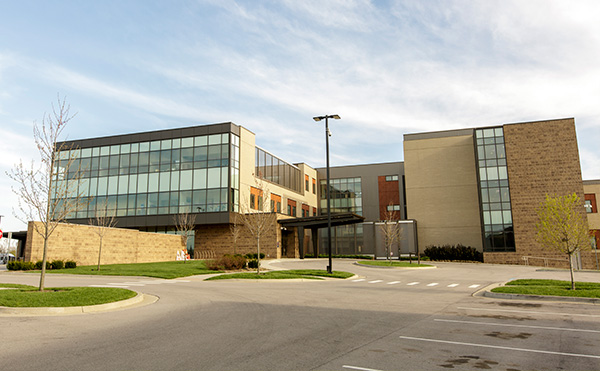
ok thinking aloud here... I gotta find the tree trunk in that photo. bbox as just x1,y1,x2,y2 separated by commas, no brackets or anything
568,253,576,290
39,232,49,291
97,236,103,271
256,235,260,274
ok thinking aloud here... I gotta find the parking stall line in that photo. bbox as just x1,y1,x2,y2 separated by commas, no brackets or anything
457,307,600,318
399,336,600,359
434,319,600,333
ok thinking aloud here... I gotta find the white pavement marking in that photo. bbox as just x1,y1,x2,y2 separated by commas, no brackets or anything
89,285,130,288
406,282,420,286
343,365,384,371
114,283,146,286
427,283,439,287
164,280,191,283
352,279,366,282
138,280,164,285
387,281,401,285
369,280,383,284
447,284,459,287
399,336,600,359
434,319,600,333
468,284,480,288
457,307,600,318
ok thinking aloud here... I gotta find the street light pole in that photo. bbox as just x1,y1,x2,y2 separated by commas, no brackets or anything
313,114,340,274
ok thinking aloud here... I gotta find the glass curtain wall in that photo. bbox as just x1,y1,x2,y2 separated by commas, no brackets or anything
475,127,515,252
53,133,240,219
255,147,302,193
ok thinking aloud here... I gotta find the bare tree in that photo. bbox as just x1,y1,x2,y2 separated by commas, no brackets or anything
536,193,591,290
229,213,241,255
7,96,87,291
89,200,117,271
174,210,196,262
380,204,402,264
238,179,277,274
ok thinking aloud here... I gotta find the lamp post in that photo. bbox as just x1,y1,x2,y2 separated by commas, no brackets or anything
313,114,340,274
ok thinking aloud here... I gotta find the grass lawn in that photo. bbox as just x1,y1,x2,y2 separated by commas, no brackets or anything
43,260,219,279
206,269,354,280
0,283,137,307
491,279,600,298
356,260,432,268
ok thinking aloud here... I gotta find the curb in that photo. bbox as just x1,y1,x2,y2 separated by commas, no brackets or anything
0,292,159,316
353,262,436,269
475,282,600,304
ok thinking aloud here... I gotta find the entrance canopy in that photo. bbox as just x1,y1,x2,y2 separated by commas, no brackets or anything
278,212,364,229
278,213,365,258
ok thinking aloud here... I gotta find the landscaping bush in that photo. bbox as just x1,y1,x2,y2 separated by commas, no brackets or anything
7,261,35,271
423,244,483,262
50,260,64,270
205,255,247,271
65,260,77,269
247,259,259,269
35,260,51,270
244,253,265,260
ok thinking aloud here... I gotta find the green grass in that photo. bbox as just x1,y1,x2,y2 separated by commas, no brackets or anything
491,279,600,298
0,284,137,307
43,260,219,279
356,260,432,268
206,269,354,281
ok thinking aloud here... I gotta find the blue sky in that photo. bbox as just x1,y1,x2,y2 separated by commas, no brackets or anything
1,0,600,231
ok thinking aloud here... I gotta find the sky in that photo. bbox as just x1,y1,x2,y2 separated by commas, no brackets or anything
1,0,600,232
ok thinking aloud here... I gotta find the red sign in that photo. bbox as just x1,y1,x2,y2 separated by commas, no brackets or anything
0,229,3,239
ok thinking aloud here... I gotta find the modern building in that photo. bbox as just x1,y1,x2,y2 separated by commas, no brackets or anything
10,117,600,269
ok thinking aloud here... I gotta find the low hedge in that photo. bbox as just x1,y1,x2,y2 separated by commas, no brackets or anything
423,244,483,262
206,254,247,270
7,259,77,271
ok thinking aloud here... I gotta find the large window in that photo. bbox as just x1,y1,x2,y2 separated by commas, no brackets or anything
55,132,239,219
319,177,362,215
255,147,302,193
475,127,515,252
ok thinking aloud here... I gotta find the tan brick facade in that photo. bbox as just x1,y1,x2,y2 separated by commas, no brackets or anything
24,221,184,266
484,118,592,268
193,214,300,259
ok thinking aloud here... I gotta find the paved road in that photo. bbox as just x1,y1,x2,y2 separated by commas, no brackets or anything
1,260,599,371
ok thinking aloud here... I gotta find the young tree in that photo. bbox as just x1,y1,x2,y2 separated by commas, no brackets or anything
7,96,87,291
173,210,196,262
239,179,277,274
380,204,402,264
536,193,591,290
89,200,117,271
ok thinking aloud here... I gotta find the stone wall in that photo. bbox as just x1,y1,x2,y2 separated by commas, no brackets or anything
24,221,184,265
193,214,295,259
485,118,591,269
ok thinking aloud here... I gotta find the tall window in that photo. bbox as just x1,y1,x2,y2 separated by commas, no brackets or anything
319,177,362,215
255,147,301,192
475,127,515,252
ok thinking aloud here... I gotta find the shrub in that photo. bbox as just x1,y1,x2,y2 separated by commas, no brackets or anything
35,260,51,270
65,260,77,269
50,260,64,270
244,253,265,260
247,259,259,269
7,261,20,270
21,261,35,270
205,255,247,271
423,244,483,262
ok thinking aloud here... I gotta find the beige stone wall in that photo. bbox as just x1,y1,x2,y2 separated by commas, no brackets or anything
584,181,600,230
24,221,184,265
485,118,590,269
404,132,483,250
193,214,298,259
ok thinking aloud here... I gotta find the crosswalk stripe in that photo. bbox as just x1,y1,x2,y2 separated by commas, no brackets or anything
352,279,366,282
447,284,459,287
407,282,420,286
89,284,130,288
468,284,481,288
387,281,401,285
426,283,439,287
369,280,383,284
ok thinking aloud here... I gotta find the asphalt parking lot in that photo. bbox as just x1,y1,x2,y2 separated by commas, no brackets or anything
1,260,599,371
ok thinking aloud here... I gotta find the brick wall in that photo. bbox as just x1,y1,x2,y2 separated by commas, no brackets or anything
484,118,589,268
24,221,184,265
